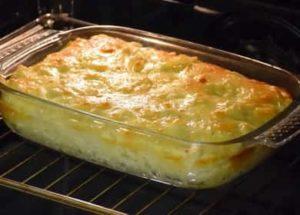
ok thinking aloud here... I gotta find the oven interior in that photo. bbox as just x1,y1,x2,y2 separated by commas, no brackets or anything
0,1,300,215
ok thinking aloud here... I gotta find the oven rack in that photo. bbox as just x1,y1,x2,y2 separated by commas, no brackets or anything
0,116,299,214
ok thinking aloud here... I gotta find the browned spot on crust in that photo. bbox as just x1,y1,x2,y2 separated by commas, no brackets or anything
120,141,141,153
70,123,85,131
100,47,115,53
196,156,218,166
165,103,172,108
0,101,17,116
0,101,30,121
215,122,237,132
230,147,255,170
198,76,207,83
100,102,111,109
164,154,182,163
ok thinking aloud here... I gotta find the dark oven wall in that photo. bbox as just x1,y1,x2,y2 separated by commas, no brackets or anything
0,0,38,37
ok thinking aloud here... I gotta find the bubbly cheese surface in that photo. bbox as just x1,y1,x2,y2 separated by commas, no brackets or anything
5,34,292,142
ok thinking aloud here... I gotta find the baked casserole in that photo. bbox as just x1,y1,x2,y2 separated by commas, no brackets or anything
0,34,292,188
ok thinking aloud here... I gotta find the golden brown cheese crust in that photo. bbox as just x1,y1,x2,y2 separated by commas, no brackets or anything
5,34,292,142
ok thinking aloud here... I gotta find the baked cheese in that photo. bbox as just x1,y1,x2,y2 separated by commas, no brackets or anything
6,34,292,142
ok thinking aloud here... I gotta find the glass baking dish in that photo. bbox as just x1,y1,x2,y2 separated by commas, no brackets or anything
0,23,299,189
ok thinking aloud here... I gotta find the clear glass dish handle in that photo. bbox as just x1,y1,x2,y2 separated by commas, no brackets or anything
255,103,300,148
0,27,61,78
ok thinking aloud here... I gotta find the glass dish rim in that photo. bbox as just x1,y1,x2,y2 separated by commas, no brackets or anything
0,24,299,146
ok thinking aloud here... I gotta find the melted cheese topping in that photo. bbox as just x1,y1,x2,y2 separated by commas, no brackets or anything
6,34,292,142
